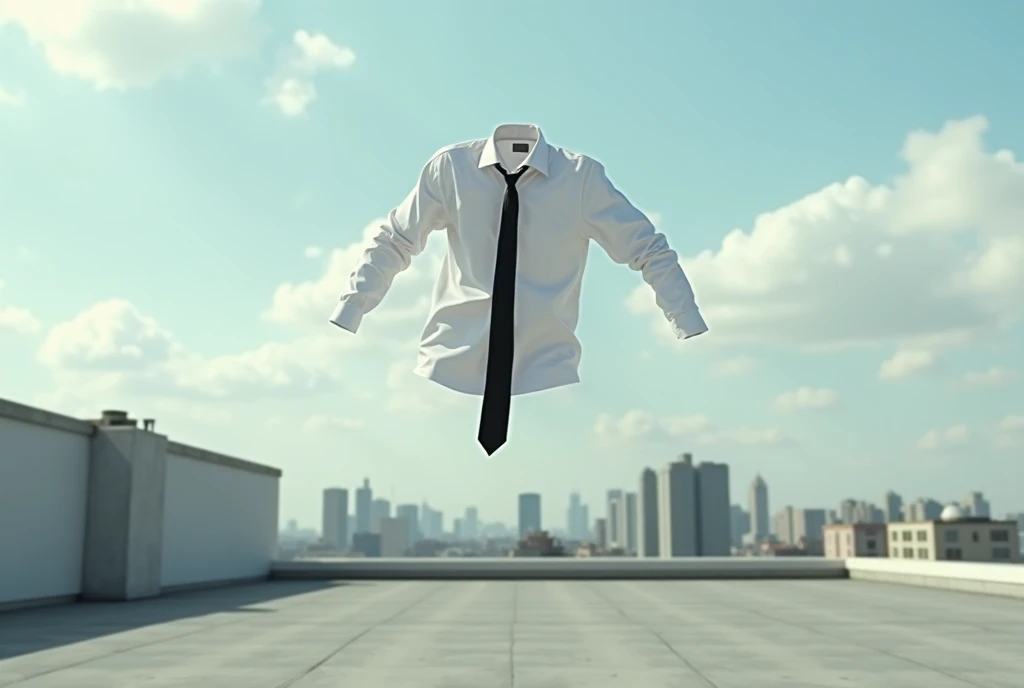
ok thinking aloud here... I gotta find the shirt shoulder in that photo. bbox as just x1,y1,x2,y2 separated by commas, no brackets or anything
548,145,602,177
426,138,488,168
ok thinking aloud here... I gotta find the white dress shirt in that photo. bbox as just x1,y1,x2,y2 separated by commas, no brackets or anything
330,124,707,396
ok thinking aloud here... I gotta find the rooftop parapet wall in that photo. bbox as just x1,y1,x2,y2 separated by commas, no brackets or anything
0,397,282,610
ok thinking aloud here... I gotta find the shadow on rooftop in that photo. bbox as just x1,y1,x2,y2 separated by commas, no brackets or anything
0,579,346,661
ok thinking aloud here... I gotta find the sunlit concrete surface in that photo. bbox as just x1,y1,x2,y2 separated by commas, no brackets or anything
1,578,1022,688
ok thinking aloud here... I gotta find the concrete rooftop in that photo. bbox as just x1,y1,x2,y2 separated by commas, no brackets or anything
1,579,1022,688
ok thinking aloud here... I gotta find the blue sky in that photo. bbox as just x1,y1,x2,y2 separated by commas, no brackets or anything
1,0,1022,529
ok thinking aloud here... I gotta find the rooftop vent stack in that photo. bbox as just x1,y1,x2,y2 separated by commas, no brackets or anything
97,410,138,427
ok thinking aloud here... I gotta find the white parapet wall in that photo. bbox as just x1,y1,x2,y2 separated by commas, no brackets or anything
272,557,849,580
161,442,281,590
0,400,93,609
845,557,1024,598
0,397,282,610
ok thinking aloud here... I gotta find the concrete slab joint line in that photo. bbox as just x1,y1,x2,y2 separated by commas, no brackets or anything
2,579,1024,685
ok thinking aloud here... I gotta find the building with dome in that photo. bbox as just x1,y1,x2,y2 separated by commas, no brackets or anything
886,504,1019,562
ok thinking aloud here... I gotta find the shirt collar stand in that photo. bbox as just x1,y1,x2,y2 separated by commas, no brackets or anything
478,123,550,177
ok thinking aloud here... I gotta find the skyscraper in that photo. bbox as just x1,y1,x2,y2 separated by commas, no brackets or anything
579,504,589,540
370,498,391,533
638,468,659,557
961,491,991,518
748,474,770,543
729,504,749,548
839,498,857,524
775,507,827,548
567,492,584,540
798,508,827,546
884,490,903,522
594,517,608,549
322,488,349,549
420,502,443,539
658,454,698,557
696,461,730,555
851,500,884,524
606,489,623,546
623,492,638,554
396,504,420,544
464,506,479,540
518,493,542,536
379,517,409,557
355,478,372,534
773,505,797,544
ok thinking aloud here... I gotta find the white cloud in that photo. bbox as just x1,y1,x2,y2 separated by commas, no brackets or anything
302,414,365,433
709,355,756,377
643,210,663,227
594,410,712,441
995,414,1024,447
963,366,1017,387
36,298,387,401
0,305,41,335
34,207,446,408
38,299,178,370
878,349,937,380
151,398,233,426
772,386,839,412
0,85,25,107
707,427,793,447
0,0,263,90
0,280,42,335
264,29,355,116
263,217,439,333
627,117,1024,351
916,425,969,451
594,409,792,447
383,360,469,415
999,414,1024,433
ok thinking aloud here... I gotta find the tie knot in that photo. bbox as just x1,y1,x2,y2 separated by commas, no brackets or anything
496,165,526,186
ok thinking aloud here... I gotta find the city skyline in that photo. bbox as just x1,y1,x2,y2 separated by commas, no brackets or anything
1,2,1023,529
303,467,1011,543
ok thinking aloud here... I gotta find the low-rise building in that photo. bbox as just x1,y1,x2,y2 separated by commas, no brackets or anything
887,505,1020,562
514,530,565,557
823,523,888,558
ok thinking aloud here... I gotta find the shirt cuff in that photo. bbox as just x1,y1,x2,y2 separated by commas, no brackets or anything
669,309,708,340
329,301,364,333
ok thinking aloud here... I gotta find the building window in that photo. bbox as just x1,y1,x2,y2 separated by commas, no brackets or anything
945,547,962,560
901,531,912,542
866,539,876,550
971,531,979,542
991,530,1009,542
917,548,928,559
916,530,928,541
891,547,899,557
992,547,1010,560
943,530,958,543
903,547,914,558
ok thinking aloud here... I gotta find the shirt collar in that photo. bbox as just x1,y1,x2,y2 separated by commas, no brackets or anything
478,123,550,177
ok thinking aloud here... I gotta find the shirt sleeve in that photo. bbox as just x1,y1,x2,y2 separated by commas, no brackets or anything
329,151,451,333
581,159,708,340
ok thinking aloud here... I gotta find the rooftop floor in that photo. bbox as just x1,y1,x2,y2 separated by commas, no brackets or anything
0,579,1022,688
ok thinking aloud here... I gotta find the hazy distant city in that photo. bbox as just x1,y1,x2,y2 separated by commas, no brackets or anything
280,452,1024,563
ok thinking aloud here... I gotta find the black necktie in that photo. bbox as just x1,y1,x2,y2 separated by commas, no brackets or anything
478,164,527,456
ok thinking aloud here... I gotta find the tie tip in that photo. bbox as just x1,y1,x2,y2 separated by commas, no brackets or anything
478,438,506,456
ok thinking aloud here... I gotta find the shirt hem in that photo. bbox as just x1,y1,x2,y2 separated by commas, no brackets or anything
411,364,581,397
